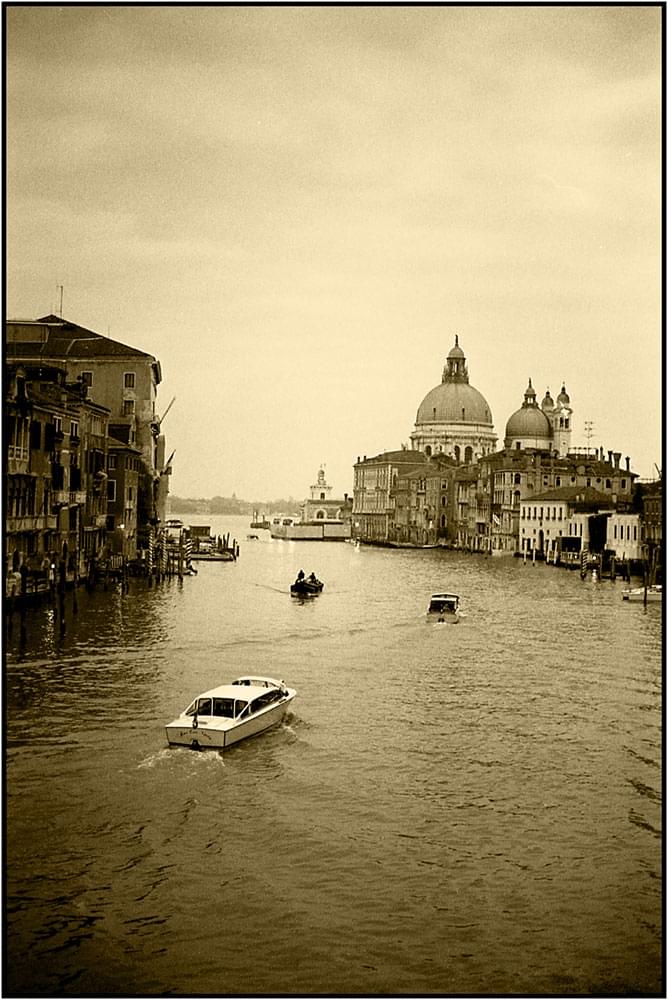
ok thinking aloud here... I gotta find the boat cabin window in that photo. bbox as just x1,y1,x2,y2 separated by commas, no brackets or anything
212,698,235,718
250,691,281,713
194,698,212,715
234,700,249,718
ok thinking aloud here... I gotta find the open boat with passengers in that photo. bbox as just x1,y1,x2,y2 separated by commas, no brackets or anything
427,592,461,623
165,676,296,750
290,571,324,596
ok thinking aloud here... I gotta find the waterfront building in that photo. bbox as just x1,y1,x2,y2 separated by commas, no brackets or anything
410,337,497,461
353,450,429,543
6,316,171,555
520,486,611,563
106,438,143,560
5,361,110,582
300,467,347,523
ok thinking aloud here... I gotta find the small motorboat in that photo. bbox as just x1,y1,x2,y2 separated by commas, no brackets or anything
427,592,460,623
166,676,296,751
622,584,662,603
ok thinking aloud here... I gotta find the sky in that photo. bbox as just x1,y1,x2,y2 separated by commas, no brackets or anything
6,4,663,501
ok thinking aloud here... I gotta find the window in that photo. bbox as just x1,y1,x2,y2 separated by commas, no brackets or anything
107,480,116,502
70,420,79,439
124,372,136,388
127,486,134,502
108,454,117,470
123,399,135,416
54,416,62,433
81,371,93,387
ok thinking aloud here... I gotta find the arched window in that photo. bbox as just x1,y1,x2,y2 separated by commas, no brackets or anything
440,514,446,528
316,510,325,520
454,445,460,462
465,446,473,463
514,473,521,485
425,445,432,457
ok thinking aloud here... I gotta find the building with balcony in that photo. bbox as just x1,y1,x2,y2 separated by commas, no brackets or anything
5,361,110,582
6,317,171,558
353,450,429,543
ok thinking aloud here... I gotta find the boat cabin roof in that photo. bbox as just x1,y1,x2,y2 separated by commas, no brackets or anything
196,676,285,701
430,593,459,601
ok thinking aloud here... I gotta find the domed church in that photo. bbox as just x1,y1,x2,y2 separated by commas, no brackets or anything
504,380,573,456
410,337,497,462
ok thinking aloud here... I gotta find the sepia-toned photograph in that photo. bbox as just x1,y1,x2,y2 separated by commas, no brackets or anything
5,3,663,997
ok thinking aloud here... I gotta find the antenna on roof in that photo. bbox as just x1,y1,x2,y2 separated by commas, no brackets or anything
56,284,64,317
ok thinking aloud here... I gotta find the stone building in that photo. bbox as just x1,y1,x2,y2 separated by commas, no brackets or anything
6,316,170,555
106,438,143,559
5,361,110,582
353,450,429,543
301,467,348,523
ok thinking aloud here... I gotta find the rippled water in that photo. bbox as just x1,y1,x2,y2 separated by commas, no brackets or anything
5,516,662,996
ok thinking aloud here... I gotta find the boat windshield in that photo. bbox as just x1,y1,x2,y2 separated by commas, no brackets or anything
185,697,249,718
429,599,457,613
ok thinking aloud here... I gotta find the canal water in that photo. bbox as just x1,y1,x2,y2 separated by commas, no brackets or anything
5,516,662,996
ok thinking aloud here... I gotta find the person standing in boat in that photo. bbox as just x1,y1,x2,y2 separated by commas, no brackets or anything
296,569,305,583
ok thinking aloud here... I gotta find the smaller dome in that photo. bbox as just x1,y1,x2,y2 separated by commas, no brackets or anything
505,406,552,439
541,389,555,411
557,384,570,405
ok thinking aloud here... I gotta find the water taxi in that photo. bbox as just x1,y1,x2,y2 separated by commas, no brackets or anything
165,676,296,750
427,593,460,623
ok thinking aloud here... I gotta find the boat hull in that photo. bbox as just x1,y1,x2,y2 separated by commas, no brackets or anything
165,692,295,750
271,522,351,541
622,587,662,603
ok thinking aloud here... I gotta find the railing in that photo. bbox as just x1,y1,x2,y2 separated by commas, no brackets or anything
8,445,29,461
6,514,58,532
52,490,87,507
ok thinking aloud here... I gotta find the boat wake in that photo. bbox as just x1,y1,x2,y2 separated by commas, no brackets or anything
138,746,226,768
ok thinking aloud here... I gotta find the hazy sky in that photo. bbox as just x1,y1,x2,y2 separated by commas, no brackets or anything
7,5,662,500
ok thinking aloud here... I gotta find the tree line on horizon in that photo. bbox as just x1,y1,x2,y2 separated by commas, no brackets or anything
168,495,300,516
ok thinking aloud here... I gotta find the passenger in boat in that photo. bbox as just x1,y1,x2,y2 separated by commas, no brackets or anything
296,569,305,583
308,572,318,584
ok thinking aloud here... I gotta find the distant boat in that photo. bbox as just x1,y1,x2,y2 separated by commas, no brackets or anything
290,575,324,597
622,584,662,603
250,510,271,529
427,592,461,624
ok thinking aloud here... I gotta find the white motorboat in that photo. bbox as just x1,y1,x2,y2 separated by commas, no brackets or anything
622,584,662,603
427,592,460,623
165,676,296,751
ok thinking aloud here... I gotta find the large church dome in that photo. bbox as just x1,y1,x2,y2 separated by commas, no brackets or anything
410,337,497,462
416,381,492,425
415,338,493,426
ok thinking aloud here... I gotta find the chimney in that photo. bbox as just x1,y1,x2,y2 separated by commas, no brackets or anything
608,450,613,465
625,456,630,472
614,452,621,469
